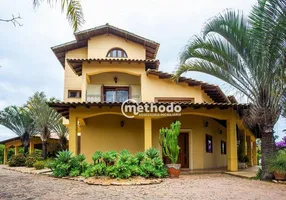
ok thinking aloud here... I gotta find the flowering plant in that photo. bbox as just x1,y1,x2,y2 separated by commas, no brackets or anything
276,136,286,150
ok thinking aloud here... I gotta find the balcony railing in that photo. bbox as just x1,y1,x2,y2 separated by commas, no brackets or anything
86,94,141,102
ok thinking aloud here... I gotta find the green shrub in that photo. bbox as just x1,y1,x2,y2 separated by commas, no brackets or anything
25,156,37,167
49,151,88,177
8,154,26,167
135,152,145,164
83,163,106,177
33,161,45,170
92,151,102,164
102,151,117,165
269,150,286,174
255,168,262,180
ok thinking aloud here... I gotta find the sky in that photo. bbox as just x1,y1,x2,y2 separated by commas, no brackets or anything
0,0,285,141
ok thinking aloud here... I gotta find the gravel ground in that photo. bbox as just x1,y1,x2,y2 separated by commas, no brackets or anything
0,166,285,200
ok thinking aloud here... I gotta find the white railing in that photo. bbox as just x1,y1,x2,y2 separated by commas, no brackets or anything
86,94,141,102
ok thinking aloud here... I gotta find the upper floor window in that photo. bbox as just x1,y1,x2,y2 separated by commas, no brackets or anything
103,86,129,102
106,48,127,58
68,90,81,98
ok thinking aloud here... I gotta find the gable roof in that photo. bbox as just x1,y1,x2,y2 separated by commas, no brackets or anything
51,24,160,68
146,69,229,103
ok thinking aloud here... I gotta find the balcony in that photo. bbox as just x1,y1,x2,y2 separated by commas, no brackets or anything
86,94,141,102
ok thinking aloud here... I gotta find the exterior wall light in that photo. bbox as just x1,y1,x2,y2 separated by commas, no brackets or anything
114,77,118,83
203,120,209,127
120,120,124,127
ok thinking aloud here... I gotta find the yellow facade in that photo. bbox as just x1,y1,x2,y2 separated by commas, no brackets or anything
52,25,257,171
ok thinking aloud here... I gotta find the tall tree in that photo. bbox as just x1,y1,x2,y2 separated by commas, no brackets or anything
175,0,285,180
0,106,35,154
52,119,69,150
27,92,61,159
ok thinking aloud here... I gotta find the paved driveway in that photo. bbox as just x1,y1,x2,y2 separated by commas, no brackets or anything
0,166,285,200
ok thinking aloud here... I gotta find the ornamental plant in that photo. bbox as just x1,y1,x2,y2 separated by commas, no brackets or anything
276,136,286,150
159,121,181,164
268,150,286,174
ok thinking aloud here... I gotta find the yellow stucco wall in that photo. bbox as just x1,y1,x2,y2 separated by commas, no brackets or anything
62,34,214,104
87,34,146,59
81,114,144,163
79,113,226,169
152,115,227,169
64,47,87,102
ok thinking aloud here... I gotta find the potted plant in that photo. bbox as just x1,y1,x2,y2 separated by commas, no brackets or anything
159,121,181,178
238,155,249,169
269,150,286,180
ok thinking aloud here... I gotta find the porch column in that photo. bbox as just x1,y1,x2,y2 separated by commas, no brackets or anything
29,141,34,154
241,130,247,156
15,146,19,155
253,139,257,165
3,146,8,165
144,117,152,150
246,136,253,166
227,116,238,171
69,115,78,156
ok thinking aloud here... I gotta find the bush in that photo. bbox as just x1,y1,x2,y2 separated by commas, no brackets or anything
33,161,45,170
49,150,88,177
51,149,167,179
269,150,286,174
8,154,26,167
102,151,117,165
25,156,37,167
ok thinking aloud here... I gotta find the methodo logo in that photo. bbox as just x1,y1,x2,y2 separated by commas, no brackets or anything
121,99,182,118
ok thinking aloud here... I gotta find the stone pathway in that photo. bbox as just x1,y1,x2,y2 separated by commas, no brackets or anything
0,165,285,200
225,166,260,178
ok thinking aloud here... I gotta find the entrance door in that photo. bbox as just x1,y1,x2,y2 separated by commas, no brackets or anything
178,132,189,168
163,132,189,168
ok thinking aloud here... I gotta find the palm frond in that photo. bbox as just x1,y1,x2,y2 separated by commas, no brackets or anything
32,0,84,32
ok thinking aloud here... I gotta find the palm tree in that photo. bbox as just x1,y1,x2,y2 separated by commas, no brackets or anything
27,92,61,159
52,119,69,150
175,0,285,180
33,0,84,32
0,106,35,154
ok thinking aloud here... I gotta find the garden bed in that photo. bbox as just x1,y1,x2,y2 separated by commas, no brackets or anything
62,176,163,186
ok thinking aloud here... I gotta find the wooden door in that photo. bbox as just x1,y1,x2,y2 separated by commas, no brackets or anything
163,132,189,168
178,132,189,168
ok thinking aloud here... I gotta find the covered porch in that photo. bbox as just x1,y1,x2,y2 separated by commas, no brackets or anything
1,135,61,164
50,102,255,172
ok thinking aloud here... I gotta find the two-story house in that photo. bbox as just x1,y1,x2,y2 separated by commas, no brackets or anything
50,24,257,171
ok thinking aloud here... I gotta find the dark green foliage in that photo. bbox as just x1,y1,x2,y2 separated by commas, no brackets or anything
33,161,45,170
51,149,167,179
83,163,106,177
135,152,145,164
49,150,88,177
8,154,26,167
254,168,262,180
92,151,102,164
145,148,159,160
25,156,37,167
102,150,117,165
268,150,286,174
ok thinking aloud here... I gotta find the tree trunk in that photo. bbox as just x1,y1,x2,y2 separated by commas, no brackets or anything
42,141,48,159
261,130,275,180
41,126,49,159
60,137,67,150
21,131,30,156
